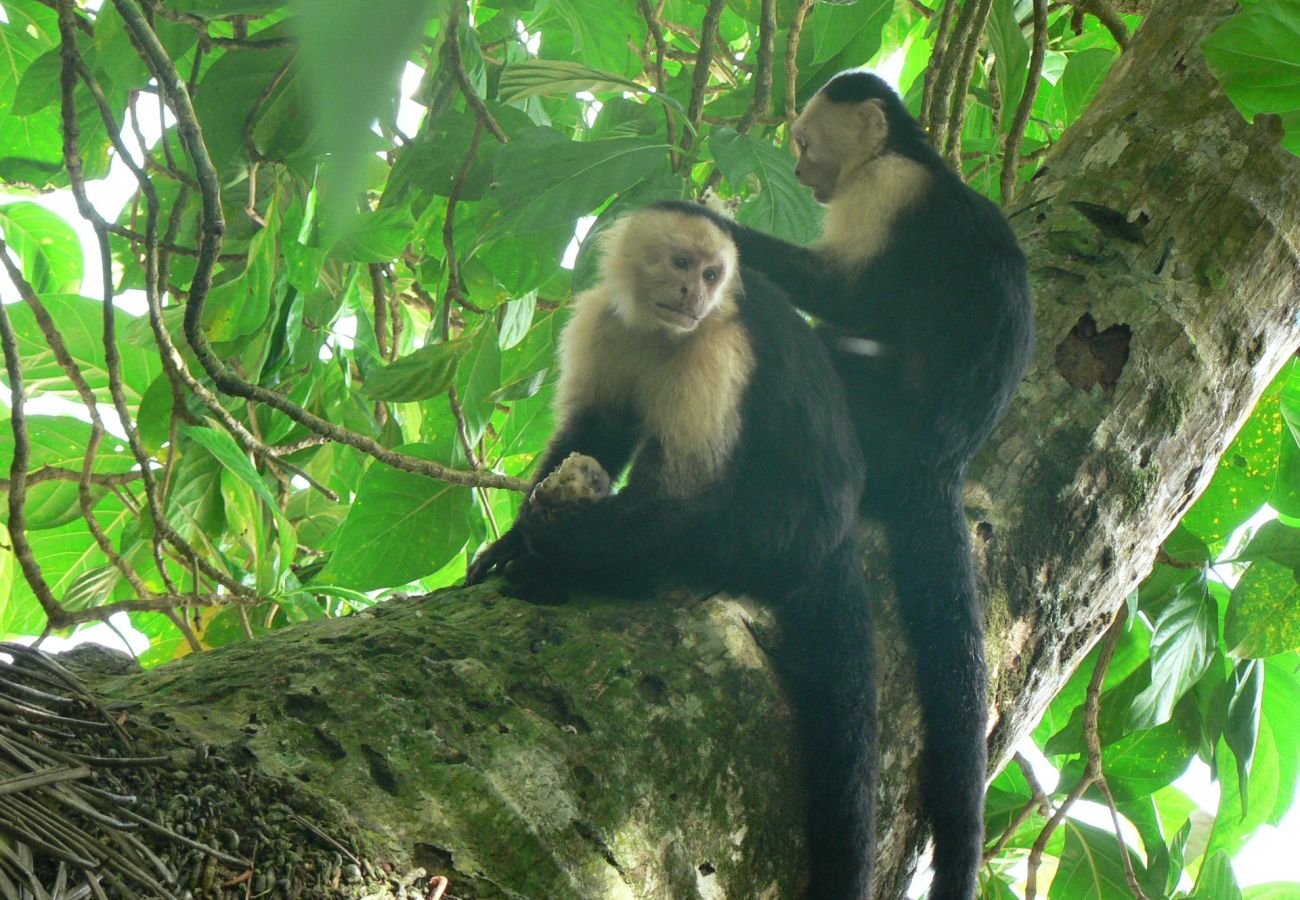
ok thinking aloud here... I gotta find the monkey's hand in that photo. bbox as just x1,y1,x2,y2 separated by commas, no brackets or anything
465,528,527,585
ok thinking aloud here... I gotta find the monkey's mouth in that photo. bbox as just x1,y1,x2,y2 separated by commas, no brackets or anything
655,304,702,330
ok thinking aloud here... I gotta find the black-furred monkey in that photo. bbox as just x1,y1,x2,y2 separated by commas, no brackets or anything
468,206,878,898
657,70,1035,900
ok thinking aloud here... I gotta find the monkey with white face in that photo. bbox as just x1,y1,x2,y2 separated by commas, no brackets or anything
469,207,878,899
656,70,1036,900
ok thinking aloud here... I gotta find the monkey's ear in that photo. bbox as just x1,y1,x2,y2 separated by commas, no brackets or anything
857,98,889,149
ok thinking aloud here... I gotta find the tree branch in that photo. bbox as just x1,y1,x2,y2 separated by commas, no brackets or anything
1001,0,1048,202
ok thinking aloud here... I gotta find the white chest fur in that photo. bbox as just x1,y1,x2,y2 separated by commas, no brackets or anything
556,288,756,496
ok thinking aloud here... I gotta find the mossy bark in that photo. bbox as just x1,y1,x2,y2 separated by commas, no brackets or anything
89,590,803,899
51,0,1300,896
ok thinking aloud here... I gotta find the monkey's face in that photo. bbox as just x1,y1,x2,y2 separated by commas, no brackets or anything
601,210,738,336
642,246,730,334
793,95,889,204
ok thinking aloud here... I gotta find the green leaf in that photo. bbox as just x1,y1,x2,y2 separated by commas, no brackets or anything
292,0,438,235
499,59,686,119
329,204,417,263
186,424,297,591
540,0,643,75
482,129,672,237
10,47,60,116
0,524,43,640
1102,702,1199,800
1226,558,1300,658
810,0,892,66
0,414,138,530
1244,884,1300,899
1192,850,1243,900
1203,0,1300,148
498,293,537,352
710,128,824,245
0,202,83,294
1272,361,1300,514
191,30,301,172
362,339,470,403
1208,727,1282,859
183,425,276,507
1060,48,1118,123
2,294,160,407
454,323,502,448
1261,661,1300,825
987,0,1031,120
9,494,132,617
1231,518,1300,568
315,444,474,590
1182,366,1287,547
1225,659,1264,816
1130,576,1218,728
1049,819,1145,900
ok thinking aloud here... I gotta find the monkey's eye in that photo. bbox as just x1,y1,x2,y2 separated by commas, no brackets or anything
703,267,721,284
671,254,691,271
794,135,809,155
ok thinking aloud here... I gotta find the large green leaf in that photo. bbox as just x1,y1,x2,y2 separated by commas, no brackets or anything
1192,850,1243,900
362,338,470,403
1130,576,1218,728
1261,661,1300,826
1182,366,1286,547
1059,48,1118,124
1226,558,1300,658
315,444,474,591
1225,659,1264,817
1049,819,1145,899
481,128,671,238
2,294,161,406
499,59,685,120
710,128,823,245
453,322,502,447
987,0,1030,122
9,493,133,617
1204,0,1300,156
0,414,138,529
292,0,438,236
0,201,82,295
1102,702,1199,800
538,0,642,76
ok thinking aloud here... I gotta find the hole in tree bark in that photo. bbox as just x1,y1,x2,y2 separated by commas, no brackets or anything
1054,314,1132,398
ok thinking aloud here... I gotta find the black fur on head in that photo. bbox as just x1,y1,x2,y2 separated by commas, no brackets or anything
818,70,930,153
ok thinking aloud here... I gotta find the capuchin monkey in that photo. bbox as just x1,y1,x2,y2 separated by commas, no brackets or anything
467,207,878,899
655,70,1035,900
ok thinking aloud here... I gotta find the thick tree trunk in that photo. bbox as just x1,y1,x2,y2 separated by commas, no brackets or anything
34,0,1300,896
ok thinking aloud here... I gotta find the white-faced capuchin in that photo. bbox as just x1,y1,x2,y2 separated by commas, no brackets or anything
655,70,1035,900
467,207,878,899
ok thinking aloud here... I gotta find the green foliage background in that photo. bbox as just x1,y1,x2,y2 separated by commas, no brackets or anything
0,0,1298,896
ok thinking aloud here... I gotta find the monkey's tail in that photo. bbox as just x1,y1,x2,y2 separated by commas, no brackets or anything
886,477,987,900
779,543,878,900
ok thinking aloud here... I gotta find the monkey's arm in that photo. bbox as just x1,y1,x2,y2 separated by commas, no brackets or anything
649,201,868,330
465,404,639,585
